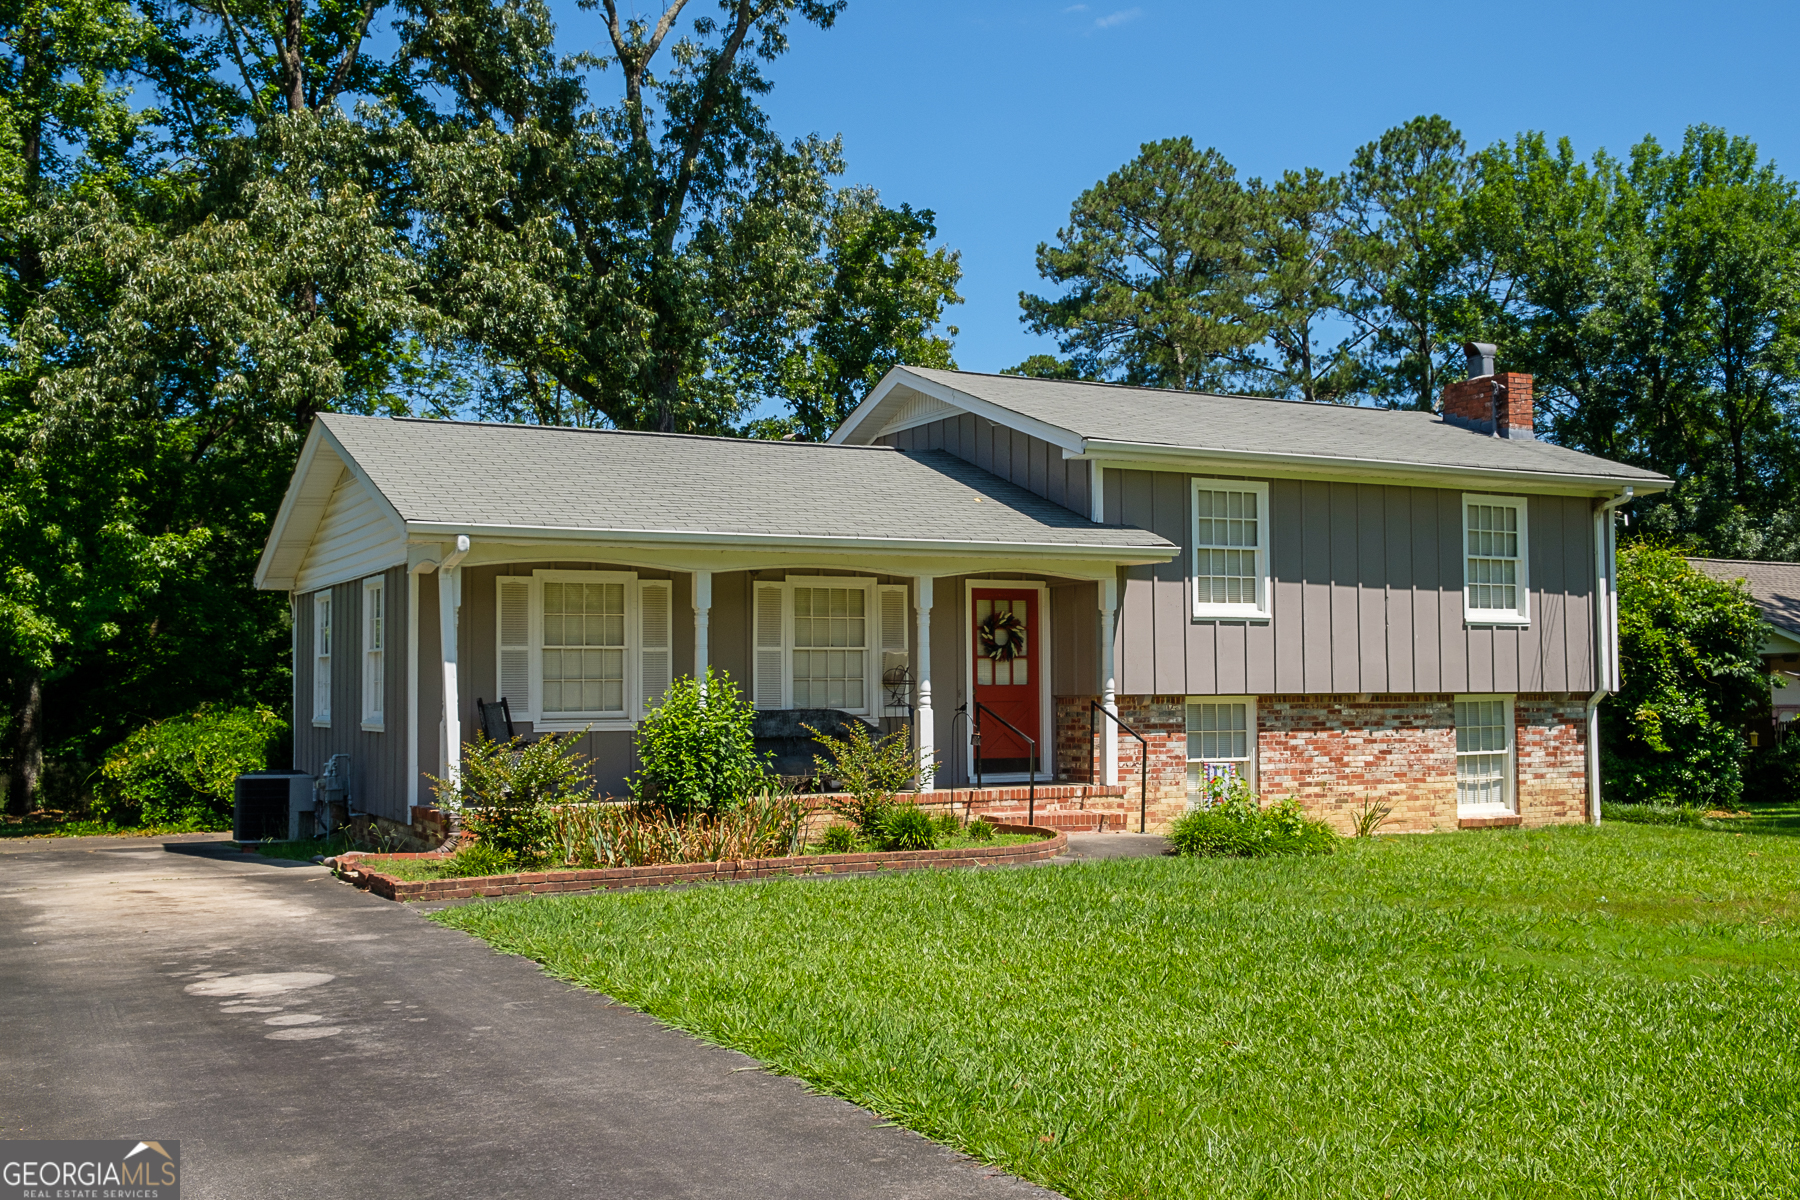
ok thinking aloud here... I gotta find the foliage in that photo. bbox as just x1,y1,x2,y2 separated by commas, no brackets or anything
557,786,808,868
1348,794,1394,837
963,816,995,842
814,822,859,855
440,840,517,879
1745,728,1800,804
437,821,1800,1199
94,703,284,827
1602,543,1769,807
807,719,929,835
1599,801,1709,828
430,732,595,867
1168,779,1336,858
873,802,936,852
630,670,768,818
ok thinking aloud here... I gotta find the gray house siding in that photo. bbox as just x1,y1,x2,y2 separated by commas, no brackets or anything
880,416,1090,517
1107,470,1598,697
292,564,410,822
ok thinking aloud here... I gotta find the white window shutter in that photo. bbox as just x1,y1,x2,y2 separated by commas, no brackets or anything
753,582,787,709
639,579,672,717
496,577,532,718
878,584,909,715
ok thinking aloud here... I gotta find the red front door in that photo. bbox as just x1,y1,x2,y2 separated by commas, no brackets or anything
972,588,1040,775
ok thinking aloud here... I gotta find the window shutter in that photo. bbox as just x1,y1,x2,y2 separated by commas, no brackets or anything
496,577,532,717
878,584,909,715
639,579,672,717
753,582,786,709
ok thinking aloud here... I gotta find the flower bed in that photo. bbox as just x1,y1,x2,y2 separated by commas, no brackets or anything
334,822,1066,902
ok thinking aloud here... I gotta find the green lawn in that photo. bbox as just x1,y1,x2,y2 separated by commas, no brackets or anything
436,821,1800,1199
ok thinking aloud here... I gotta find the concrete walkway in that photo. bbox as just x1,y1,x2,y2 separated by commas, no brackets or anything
1060,831,1172,860
0,834,1060,1200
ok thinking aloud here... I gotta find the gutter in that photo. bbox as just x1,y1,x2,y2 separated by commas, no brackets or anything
1076,438,1669,494
1587,487,1633,824
400,520,1176,562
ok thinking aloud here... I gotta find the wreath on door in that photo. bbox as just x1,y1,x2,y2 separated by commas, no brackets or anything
978,609,1027,663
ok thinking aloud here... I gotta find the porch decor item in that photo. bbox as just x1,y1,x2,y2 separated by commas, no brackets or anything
978,609,1027,663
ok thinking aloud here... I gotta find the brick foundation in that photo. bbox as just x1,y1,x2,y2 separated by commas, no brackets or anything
1052,692,1591,834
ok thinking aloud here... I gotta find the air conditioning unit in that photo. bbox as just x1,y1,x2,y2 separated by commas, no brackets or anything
234,771,313,842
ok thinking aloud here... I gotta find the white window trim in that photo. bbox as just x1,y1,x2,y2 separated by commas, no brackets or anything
1454,693,1516,815
1185,695,1258,803
960,579,1053,782
753,576,881,716
361,575,385,732
523,569,643,733
1462,492,1530,626
1191,478,1272,620
312,591,332,728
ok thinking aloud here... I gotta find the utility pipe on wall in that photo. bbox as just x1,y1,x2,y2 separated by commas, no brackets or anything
1587,488,1632,824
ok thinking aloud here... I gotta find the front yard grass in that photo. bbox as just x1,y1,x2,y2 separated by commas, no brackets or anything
434,822,1800,1199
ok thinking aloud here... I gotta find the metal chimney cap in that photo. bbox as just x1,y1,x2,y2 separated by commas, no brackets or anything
1463,342,1497,378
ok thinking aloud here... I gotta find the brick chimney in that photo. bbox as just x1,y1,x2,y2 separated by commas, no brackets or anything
1439,342,1534,440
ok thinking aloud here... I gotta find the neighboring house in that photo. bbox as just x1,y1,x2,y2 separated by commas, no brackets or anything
1687,558,1800,729
255,345,1669,833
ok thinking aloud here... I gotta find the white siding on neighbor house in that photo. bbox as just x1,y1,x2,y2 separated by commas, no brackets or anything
294,467,407,594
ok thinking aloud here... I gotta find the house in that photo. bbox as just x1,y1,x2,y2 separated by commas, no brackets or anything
1687,558,1800,732
254,344,1670,834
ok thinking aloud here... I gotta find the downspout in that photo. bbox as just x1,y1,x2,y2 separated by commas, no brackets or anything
1587,487,1632,824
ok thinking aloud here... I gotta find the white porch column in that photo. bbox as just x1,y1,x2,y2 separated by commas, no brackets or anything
437,536,470,788
1099,574,1119,786
693,570,713,697
913,576,935,782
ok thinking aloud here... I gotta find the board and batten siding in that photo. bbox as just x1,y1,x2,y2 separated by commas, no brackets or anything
879,416,1091,517
292,466,406,595
292,564,410,821
1104,471,1598,697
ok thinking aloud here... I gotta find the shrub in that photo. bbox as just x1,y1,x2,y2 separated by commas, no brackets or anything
440,841,517,878
875,803,937,851
931,811,961,838
551,785,809,868
808,721,931,836
431,733,595,868
965,817,995,842
95,705,286,829
631,670,768,818
1744,728,1800,804
1600,801,1707,828
815,823,860,854
1603,543,1768,807
1168,783,1336,858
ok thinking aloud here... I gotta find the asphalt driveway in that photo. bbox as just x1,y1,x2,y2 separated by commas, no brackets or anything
0,834,1059,1199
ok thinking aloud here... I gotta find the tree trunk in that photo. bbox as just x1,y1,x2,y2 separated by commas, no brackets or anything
7,671,44,816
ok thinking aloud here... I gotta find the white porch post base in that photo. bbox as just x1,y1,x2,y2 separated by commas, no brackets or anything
914,575,935,784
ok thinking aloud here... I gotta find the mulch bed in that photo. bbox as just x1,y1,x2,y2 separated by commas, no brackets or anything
332,823,1067,902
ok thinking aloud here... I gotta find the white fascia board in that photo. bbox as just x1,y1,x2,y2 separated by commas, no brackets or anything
1072,441,1672,497
831,367,1087,454
402,520,1175,564
253,427,332,591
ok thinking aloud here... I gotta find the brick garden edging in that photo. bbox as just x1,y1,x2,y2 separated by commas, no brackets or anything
333,823,1067,903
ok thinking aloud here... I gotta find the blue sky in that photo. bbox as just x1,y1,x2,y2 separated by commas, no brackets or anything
563,0,1800,380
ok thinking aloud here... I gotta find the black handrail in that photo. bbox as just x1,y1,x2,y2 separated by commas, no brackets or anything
1090,700,1150,833
973,701,1038,826
948,705,973,812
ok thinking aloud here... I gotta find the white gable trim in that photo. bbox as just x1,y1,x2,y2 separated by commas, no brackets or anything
256,421,408,592
830,367,1086,454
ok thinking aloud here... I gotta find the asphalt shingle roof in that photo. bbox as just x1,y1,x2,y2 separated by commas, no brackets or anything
318,414,1172,551
899,368,1670,486
1688,558,1800,637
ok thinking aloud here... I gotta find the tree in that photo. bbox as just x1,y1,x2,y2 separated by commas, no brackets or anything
1603,542,1768,807
1341,115,1515,411
1020,137,1265,391
1246,168,1365,402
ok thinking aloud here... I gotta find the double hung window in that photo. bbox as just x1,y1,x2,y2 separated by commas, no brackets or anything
1454,695,1513,812
494,571,671,730
312,592,332,726
361,576,385,730
1192,479,1270,619
753,577,906,715
1462,494,1529,624
1186,698,1255,803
